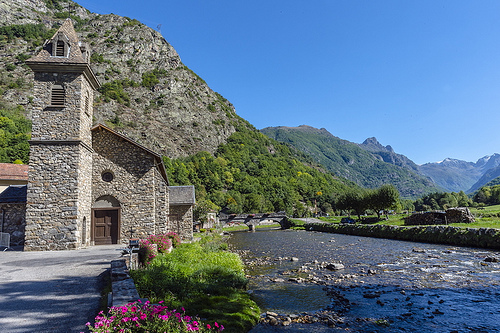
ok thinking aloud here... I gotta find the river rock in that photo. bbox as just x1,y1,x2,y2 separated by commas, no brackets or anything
363,292,381,299
290,257,299,262
326,263,345,270
270,277,285,283
289,277,305,283
412,248,426,253
484,256,499,262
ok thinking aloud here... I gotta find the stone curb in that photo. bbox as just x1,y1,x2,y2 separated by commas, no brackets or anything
110,259,142,307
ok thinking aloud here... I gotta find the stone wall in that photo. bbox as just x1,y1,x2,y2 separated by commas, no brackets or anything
305,223,500,249
154,168,169,235
110,259,141,307
0,203,26,247
25,143,92,250
404,208,475,226
169,204,193,240
92,129,169,244
31,72,91,143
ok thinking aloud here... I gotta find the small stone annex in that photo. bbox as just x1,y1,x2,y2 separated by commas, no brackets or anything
0,19,194,251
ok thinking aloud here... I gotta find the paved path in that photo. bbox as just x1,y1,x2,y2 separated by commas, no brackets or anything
295,217,326,224
0,245,123,333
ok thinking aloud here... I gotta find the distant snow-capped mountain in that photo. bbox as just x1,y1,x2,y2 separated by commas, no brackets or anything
419,154,500,193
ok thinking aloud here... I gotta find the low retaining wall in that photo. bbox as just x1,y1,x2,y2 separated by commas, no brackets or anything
110,259,143,307
305,223,500,249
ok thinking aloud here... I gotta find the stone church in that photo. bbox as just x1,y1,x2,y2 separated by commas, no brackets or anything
0,19,194,251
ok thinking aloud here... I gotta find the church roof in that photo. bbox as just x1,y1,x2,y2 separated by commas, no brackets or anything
168,186,196,205
26,19,100,90
27,19,86,64
0,185,27,203
0,163,28,181
91,124,169,184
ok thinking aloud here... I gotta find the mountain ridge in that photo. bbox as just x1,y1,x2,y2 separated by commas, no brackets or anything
261,125,440,198
261,125,500,195
420,154,500,193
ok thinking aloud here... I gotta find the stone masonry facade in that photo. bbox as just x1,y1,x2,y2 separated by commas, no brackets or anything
0,203,26,247
25,143,92,250
169,205,194,240
92,127,169,243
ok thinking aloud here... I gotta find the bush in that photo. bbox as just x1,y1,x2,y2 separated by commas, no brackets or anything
130,236,259,332
139,234,175,264
141,71,159,88
167,231,181,247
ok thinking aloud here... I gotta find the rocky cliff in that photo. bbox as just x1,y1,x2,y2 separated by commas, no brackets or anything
0,0,243,158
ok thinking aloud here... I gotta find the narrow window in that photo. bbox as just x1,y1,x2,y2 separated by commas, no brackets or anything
51,84,65,107
84,92,90,116
56,41,65,56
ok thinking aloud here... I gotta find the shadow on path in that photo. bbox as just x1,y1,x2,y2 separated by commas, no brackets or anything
0,246,122,333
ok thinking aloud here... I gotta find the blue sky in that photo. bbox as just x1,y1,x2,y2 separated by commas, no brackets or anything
75,0,500,165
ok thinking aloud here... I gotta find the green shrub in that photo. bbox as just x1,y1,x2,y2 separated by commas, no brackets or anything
98,79,137,105
0,23,52,42
130,236,259,332
90,53,111,64
141,72,159,88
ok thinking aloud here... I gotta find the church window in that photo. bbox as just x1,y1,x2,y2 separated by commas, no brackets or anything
84,92,90,117
102,171,114,182
56,40,65,56
51,84,65,107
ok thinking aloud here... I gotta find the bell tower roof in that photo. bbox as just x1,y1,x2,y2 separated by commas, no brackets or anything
26,19,100,90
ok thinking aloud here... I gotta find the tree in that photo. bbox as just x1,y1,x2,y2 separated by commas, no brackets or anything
337,189,368,220
369,185,400,219
193,199,219,222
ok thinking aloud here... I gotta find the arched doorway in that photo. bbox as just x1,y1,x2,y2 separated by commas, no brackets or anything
91,195,121,245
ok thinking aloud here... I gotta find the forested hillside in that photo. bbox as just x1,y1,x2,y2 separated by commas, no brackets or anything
165,124,356,218
0,105,30,164
261,125,440,198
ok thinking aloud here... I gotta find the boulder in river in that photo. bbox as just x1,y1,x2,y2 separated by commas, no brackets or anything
326,263,345,270
484,256,499,263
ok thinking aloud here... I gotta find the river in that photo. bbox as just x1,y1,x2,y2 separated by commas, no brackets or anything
228,228,500,332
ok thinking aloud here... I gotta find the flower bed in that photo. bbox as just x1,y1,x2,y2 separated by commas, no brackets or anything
86,300,223,332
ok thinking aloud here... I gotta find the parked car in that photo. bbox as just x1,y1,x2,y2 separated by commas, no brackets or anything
340,217,356,224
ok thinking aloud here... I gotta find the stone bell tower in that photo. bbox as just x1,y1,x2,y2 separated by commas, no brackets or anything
25,19,100,250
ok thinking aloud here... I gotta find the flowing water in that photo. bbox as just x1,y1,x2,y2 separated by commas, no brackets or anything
228,229,500,332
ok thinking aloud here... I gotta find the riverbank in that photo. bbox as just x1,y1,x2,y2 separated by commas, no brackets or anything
304,222,500,249
229,228,500,332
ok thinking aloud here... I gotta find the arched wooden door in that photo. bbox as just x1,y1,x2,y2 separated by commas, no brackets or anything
92,208,120,245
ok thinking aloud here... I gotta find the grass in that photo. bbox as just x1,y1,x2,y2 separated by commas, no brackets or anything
314,207,500,229
130,234,260,332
